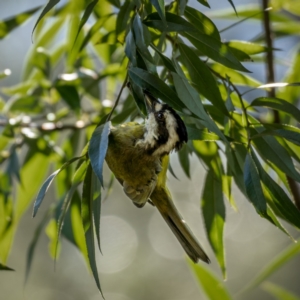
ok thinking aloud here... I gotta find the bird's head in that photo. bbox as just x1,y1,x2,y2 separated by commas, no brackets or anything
139,93,188,156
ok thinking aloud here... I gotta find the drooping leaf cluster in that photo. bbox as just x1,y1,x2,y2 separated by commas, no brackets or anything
1,0,300,298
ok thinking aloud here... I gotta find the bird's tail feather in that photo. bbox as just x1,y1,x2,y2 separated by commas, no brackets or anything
151,188,210,264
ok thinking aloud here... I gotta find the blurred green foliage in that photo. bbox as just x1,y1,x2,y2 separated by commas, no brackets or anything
0,0,300,298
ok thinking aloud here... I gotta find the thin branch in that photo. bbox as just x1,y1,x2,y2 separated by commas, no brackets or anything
262,0,300,210
0,119,95,132
262,0,280,122
106,73,129,122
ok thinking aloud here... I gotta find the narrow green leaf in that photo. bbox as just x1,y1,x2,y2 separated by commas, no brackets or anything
150,44,177,72
55,183,81,262
197,0,210,8
178,144,190,178
54,161,88,262
222,173,237,211
251,128,300,182
82,164,103,295
125,30,137,65
266,206,293,239
150,0,166,24
116,0,134,38
186,126,220,141
212,63,261,87
243,151,268,217
144,12,197,32
227,40,269,55
262,282,300,300
92,170,102,252
128,78,147,116
132,15,153,63
242,243,300,292
0,6,41,39
128,67,184,112
182,32,250,72
178,43,228,115
252,155,300,230
184,6,220,40
73,0,99,47
88,122,111,187
202,170,226,278
32,0,60,36
251,124,300,146
225,145,246,194
227,0,237,15
178,0,187,15
56,84,81,113
188,260,232,300
6,147,20,183
171,71,227,142
79,13,113,52
250,97,300,123
69,191,89,264
0,263,14,271
32,156,83,217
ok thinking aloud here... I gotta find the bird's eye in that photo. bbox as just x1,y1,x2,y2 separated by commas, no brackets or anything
157,112,164,120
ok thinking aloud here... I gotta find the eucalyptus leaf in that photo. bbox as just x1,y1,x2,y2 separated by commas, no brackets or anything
128,67,184,111
202,170,226,278
178,43,228,115
186,126,220,141
251,128,300,182
251,124,300,146
73,0,100,48
133,15,154,63
182,32,250,72
242,243,300,292
243,151,268,217
33,156,83,217
144,12,197,32
184,6,220,40
32,0,60,36
197,0,210,7
178,144,190,178
0,6,41,39
116,0,134,38
150,0,166,24
188,260,232,300
88,122,111,187
82,163,103,295
252,154,300,230
262,282,300,300
0,263,14,271
250,97,300,123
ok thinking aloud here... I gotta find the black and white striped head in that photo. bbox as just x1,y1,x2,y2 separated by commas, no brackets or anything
141,94,188,156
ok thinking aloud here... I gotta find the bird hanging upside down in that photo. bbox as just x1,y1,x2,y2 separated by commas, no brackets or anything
105,93,210,263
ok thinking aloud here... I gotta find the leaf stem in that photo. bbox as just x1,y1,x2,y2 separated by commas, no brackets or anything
210,68,251,145
106,73,129,122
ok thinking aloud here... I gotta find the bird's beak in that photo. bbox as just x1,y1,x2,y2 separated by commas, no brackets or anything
145,94,154,113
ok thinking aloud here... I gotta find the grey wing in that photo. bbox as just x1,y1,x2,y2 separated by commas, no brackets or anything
123,176,157,208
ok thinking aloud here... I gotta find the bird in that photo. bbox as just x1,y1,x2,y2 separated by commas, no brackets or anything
105,92,210,263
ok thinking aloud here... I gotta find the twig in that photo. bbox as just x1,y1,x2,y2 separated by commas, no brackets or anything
209,68,251,145
106,73,129,122
262,0,279,122
262,0,300,210
0,119,95,132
